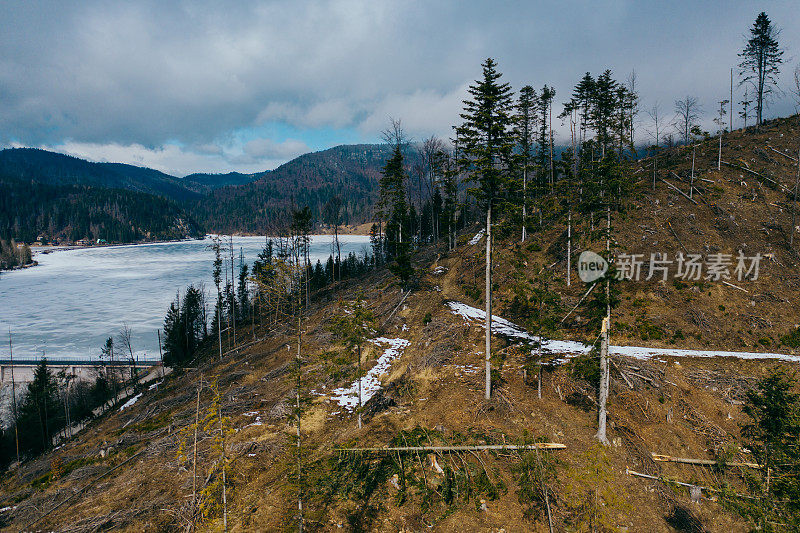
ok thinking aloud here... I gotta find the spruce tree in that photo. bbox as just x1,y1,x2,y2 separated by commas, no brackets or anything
163,297,185,367
380,132,414,288
739,12,783,128
18,359,60,454
514,85,537,242
737,370,800,528
330,294,377,429
455,57,514,400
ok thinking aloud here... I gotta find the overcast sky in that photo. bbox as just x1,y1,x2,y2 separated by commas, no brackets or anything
2,1,799,176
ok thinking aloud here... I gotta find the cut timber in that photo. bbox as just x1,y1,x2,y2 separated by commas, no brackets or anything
382,289,411,327
659,177,698,204
722,280,749,293
665,219,688,254
560,281,598,325
769,146,798,162
651,453,761,469
612,359,634,389
721,160,791,193
626,468,713,496
338,444,566,453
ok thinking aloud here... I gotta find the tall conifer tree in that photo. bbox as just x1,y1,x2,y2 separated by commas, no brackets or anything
455,58,514,400
739,12,783,127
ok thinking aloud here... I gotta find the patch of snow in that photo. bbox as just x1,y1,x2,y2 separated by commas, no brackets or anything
148,381,162,391
401,324,409,331
331,337,410,411
454,364,480,374
243,411,259,417
245,416,264,427
119,393,143,412
469,229,486,245
432,266,447,275
447,300,800,363
247,453,256,457
610,345,800,362
0,506,16,512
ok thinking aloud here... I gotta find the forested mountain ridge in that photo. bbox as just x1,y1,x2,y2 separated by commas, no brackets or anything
0,175,204,244
0,148,201,202
0,144,413,240
180,171,260,194
189,144,406,233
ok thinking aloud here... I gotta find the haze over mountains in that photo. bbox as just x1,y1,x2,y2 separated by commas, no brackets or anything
0,144,398,244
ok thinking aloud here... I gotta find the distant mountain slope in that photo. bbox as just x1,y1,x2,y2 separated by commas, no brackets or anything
0,148,200,202
191,144,401,233
0,143,420,238
0,174,204,244
181,171,259,194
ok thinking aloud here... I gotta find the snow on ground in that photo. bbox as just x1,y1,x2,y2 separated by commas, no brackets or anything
447,301,800,363
148,381,162,391
331,337,410,411
119,393,143,411
454,363,480,374
469,229,486,245
447,301,588,355
245,416,264,427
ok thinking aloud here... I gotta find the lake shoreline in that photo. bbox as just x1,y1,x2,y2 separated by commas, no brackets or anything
1,235,372,360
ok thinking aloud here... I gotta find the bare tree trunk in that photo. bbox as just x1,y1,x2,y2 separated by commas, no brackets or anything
537,334,542,400
218,303,223,360
596,207,611,446
522,166,527,243
192,378,201,514
653,156,657,190
596,319,610,445
549,103,554,192
335,224,341,281
566,210,572,287
485,202,493,400
792,151,800,249
357,344,362,429
230,236,236,349
9,330,19,464
690,146,696,199
296,315,304,532
730,68,734,132
718,128,723,171
219,398,227,531
224,262,231,351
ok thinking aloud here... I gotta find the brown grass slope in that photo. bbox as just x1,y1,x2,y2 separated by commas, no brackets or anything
2,118,800,532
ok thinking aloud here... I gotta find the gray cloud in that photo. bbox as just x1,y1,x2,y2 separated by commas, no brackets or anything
2,1,800,174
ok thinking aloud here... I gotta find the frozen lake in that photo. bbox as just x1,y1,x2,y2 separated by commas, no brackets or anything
0,235,371,362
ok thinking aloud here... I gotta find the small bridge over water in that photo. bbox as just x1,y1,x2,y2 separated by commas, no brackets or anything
0,359,159,383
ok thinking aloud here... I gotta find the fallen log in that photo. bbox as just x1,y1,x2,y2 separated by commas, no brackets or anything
560,281,598,325
651,453,761,469
721,160,791,193
660,177,698,204
769,146,798,162
722,280,749,293
338,443,566,453
665,218,688,254
626,468,758,502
